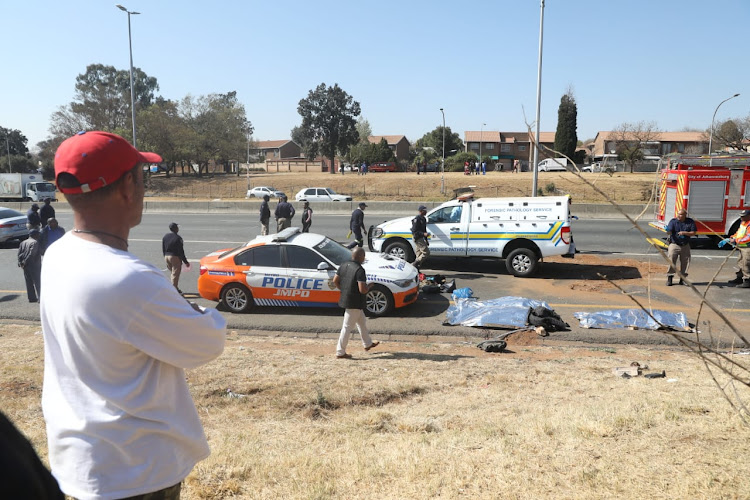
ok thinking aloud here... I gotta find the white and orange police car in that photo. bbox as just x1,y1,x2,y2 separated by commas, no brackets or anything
197,227,419,317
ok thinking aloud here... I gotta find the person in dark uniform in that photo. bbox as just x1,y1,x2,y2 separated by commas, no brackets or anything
411,205,430,270
18,229,42,302
27,204,41,230
301,201,313,233
40,198,55,227
162,222,189,294
274,195,295,232
346,202,367,249
665,208,696,286
259,194,271,236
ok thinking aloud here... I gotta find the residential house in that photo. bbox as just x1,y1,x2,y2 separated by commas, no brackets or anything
251,140,301,160
592,131,708,163
464,131,556,171
368,135,411,161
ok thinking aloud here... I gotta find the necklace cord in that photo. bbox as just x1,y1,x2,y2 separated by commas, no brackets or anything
73,229,129,249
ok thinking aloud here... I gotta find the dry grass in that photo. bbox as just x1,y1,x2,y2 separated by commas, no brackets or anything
4,322,749,499
145,171,657,204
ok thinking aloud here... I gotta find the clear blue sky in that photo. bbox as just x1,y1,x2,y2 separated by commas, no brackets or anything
3,0,749,151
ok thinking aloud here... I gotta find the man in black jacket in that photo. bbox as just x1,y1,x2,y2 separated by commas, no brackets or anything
411,205,430,270
346,202,367,249
274,195,295,232
40,198,55,227
162,222,189,294
259,194,271,235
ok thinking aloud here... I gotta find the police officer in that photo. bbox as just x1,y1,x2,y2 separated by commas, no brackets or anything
274,195,295,232
412,205,430,270
347,202,367,249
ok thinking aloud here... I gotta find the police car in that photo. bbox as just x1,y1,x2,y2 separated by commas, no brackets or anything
197,227,419,317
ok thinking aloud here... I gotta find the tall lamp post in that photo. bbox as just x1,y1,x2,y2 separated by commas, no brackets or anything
479,123,486,165
708,93,740,167
116,4,140,148
440,108,446,195
531,0,545,197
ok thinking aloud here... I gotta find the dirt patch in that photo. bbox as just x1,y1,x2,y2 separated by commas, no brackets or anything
145,171,657,203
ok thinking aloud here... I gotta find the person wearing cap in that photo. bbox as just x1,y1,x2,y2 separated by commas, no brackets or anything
301,201,313,233
411,205,430,269
727,209,750,288
274,195,295,232
40,218,65,255
40,131,226,500
40,198,55,227
259,194,271,236
346,202,367,249
162,222,189,294
18,228,42,302
665,209,696,286
26,203,41,230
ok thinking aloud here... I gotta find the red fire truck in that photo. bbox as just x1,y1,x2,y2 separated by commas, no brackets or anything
650,154,750,242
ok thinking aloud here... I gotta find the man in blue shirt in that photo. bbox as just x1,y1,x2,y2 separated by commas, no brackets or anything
40,218,65,255
665,209,697,286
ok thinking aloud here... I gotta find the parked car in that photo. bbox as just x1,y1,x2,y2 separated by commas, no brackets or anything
368,162,398,172
197,227,419,317
0,207,30,243
295,187,352,202
582,163,600,173
246,186,285,199
338,164,359,172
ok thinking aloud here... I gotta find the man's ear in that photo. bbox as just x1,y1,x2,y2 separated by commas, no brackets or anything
118,171,137,203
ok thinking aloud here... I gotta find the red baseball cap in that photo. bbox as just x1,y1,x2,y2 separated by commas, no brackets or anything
54,131,162,194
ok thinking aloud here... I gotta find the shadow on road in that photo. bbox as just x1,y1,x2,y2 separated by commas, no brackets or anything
0,294,21,303
538,261,642,280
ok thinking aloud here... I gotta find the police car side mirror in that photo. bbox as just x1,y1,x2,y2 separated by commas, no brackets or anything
317,262,332,271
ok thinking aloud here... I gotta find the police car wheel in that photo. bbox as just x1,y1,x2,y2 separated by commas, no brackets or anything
365,285,394,317
221,283,253,313
506,248,538,277
384,241,415,262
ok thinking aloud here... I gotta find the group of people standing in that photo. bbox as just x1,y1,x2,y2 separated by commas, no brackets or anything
463,160,486,175
259,194,313,235
18,199,65,303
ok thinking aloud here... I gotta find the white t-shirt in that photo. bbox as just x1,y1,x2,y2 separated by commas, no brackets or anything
40,233,227,500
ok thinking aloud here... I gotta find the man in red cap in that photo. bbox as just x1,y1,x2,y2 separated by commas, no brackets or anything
40,131,226,500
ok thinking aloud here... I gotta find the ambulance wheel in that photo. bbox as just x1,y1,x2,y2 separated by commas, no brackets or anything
506,248,538,277
366,285,394,317
384,241,415,262
221,283,254,313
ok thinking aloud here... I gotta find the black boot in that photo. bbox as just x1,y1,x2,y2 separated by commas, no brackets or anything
666,275,673,286
729,273,744,285
739,279,750,289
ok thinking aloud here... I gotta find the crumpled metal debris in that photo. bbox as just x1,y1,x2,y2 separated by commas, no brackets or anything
444,296,552,328
573,309,690,331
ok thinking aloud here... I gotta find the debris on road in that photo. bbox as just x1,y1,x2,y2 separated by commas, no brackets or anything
574,309,690,331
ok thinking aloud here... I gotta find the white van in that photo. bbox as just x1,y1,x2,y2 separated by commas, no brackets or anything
537,158,568,172
368,195,573,277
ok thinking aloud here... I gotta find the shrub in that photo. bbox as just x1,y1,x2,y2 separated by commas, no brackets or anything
545,182,556,193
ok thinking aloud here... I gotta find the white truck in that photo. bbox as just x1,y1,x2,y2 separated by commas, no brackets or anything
537,158,568,172
367,195,573,277
0,173,57,202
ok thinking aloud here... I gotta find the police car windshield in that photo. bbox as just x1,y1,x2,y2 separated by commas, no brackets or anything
313,238,352,266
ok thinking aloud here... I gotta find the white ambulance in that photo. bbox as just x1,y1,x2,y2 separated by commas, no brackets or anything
367,195,573,277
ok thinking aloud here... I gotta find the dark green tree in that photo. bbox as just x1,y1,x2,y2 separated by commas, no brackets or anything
50,64,159,138
291,125,318,160
0,127,34,174
297,83,361,174
554,89,578,160
416,126,464,156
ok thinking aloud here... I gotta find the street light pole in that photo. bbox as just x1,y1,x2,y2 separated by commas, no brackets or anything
5,136,11,173
479,123,485,165
440,108,445,195
708,93,740,167
116,4,140,148
532,0,545,197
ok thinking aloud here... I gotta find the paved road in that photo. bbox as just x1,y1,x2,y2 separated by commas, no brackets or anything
1,212,747,347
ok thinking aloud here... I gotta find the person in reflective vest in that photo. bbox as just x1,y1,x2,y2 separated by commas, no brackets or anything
727,209,750,288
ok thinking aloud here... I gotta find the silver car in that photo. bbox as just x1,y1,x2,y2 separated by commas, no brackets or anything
246,186,285,199
0,207,30,243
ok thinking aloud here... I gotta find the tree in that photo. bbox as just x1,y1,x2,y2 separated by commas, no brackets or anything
297,83,361,174
554,89,578,160
178,92,253,177
291,125,318,160
611,121,661,173
137,99,184,177
0,127,34,174
355,117,372,144
712,118,749,152
51,64,159,139
416,126,464,157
